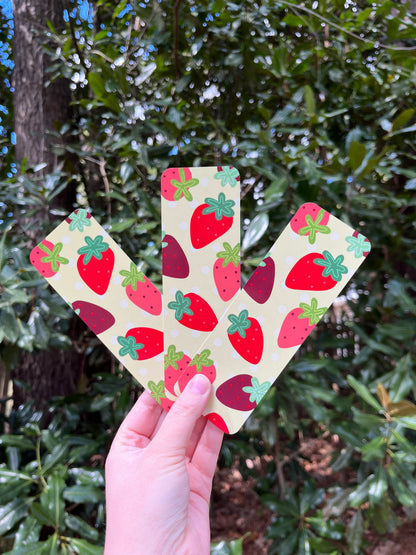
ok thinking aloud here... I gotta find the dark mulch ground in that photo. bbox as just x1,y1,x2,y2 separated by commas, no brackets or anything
210,436,416,554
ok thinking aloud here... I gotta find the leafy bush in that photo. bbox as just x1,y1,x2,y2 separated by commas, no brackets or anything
1,1,416,553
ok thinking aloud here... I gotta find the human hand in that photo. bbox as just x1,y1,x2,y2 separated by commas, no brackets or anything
104,374,224,555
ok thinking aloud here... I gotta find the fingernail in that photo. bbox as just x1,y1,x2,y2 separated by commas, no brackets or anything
188,374,211,395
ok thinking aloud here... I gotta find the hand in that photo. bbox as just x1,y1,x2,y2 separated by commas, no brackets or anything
104,374,224,555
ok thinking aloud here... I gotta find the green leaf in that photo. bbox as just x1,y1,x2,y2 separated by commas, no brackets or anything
304,85,316,116
361,436,386,462
391,108,415,132
346,509,363,554
2,543,47,555
30,502,56,528
67,538,103,555
347,375,383,412
64,513,99,541
40,471,65,529
242,213,269,252
387,467,416,506
88,72,106,98
63,484,104,504
0,498,29,535
0,435,35,450
13,515,42,548
368,466,388,504
348,141,366,171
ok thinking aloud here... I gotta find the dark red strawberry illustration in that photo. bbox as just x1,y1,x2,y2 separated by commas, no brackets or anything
168,290,218,332
65,208,92,231
162,233,189,278
277,297,327,348
77,235,115,295
30,240,69,278
161,167,199,201
227,309,264,364
213,242,240,301
285,250,348,291
177,349,216,393
290,203,330,244
119,262,162,315
164,344,191,395
346,230,371,258
72,300,115,334
147,380,174,412
244,254,275,304
205,412,229,434
118,327,163,361
190,193,236,249
216,374,271,412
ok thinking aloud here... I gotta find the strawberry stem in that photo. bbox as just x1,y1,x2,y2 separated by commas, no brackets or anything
298,297,327,325
314,250,348,281
298,209,330,244
202,192,235,221
119,262,145,290
227,309,251,338
171,168,199,201
148,380,166,404
39,242,69,272
77,235,109,264
216,242,240,267
189,349,213,372
164,344,184,370
167,291,193,320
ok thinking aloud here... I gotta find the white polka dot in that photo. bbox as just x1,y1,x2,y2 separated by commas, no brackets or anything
138,367,147,376
211,242,221,253
285,255,294,265
179,221,188,232
68,258,76,268
257,315,265,325
75,281,84,290
214,337,223,346
249,365,258,372
110,336,118,345
189,199,199,210
113,275,123,285
191,286,200,294
290,230,298,240
61,235,71,244
281,281,289,290
330,232,339,241
200,177,209,186
274,328,280,338
170,287,179,296
278,305,287,314
201,265,210,274
300,293,310,303
212,286,219,297
168,201,177,209
347,269,353,279
231,350,240,359
155,353,163,362
307,243,316,252
238,303,247,312
52,273,62,281
171,329,179,337
271,352,280,361
192,330,201,338
126,322,135,330
120,299,129,308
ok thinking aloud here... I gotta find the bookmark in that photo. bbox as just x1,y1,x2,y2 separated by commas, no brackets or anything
182,203,371,434
160,166,241,402
29,209,164,389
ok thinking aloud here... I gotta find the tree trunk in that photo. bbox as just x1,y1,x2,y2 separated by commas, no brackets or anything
11,0,83,406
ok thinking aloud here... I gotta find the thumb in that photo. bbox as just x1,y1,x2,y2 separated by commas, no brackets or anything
151,374,211,456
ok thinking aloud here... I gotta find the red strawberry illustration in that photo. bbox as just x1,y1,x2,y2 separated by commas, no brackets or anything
119,262,162,315
147,380,174,412
77,235,114,295
285,250,348,291
162,233,189,279
177,349,216,393
164,345,191,395
161,167,199,201
216,374,271,412
214,166,240,187
346,231,371,258
213,242,240,301
277,297,327,348
65,208,92,231
72,300,115,334
118,327,163,360
205,412,229,434
168,290,218,332
227,309,264,364
30,240,69,277
244,254,275,304
190,193,236,249
290,203,330,244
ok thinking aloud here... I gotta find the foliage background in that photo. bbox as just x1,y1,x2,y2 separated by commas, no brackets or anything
1,0,416,553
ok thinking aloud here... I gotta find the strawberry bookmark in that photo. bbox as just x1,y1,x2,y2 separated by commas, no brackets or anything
160,166,241,401
30,210,164,388
184,203,371,434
